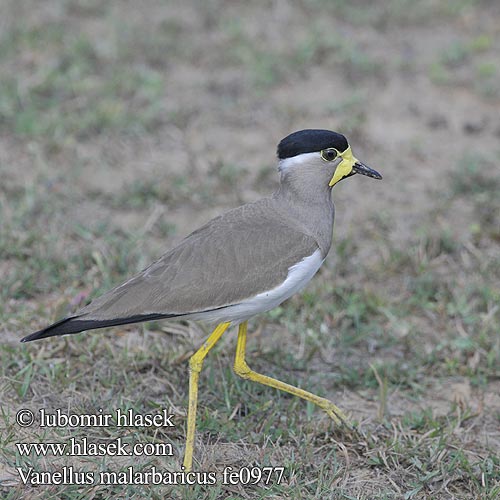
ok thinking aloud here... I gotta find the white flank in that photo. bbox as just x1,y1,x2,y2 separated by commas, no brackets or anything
187,249,324,324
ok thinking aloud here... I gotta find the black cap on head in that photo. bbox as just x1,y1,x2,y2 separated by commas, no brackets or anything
277,129,349,160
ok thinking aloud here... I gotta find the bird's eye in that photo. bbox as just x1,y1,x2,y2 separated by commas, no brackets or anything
320,148,338,162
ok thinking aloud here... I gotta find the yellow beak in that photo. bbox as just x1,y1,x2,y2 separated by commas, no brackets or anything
329,146,357,187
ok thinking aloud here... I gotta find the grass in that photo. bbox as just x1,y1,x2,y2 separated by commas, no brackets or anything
1,0,500,499
428,33,499,98
0,19,165,143
4,157,498,497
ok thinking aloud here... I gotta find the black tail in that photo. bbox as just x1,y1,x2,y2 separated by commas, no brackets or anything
20,313,176,343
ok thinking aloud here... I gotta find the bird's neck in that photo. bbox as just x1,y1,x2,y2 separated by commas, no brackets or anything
272,172,335,257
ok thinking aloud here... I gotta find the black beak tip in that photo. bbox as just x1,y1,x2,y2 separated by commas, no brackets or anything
354,162,382,180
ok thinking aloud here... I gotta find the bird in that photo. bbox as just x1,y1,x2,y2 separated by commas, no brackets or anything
21,129,382,471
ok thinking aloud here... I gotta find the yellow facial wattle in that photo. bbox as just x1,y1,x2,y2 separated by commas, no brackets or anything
329,146,358,187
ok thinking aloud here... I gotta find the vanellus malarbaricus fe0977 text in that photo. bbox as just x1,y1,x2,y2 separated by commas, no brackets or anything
21,129,382,470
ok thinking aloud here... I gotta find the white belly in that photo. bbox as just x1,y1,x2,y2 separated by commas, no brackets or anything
186,249,324,324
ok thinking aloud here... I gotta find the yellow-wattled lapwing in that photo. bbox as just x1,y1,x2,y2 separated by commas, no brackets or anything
21,129,382,470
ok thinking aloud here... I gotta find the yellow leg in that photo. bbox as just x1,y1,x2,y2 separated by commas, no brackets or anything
183,321,230,471
233,321,348,424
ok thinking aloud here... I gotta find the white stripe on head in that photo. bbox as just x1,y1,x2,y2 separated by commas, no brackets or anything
278,152,320,172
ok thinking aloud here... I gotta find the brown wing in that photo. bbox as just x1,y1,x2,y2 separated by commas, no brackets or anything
77,198,319,321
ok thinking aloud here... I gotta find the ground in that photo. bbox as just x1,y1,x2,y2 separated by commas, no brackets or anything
0,1,499,499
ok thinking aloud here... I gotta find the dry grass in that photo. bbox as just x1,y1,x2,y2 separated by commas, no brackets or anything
1,0,499,498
